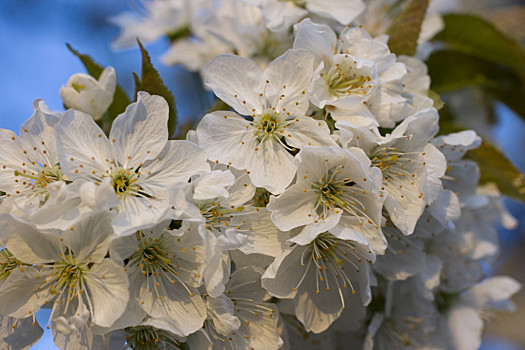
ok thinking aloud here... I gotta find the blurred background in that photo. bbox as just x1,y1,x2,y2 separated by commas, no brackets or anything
0,0,523,349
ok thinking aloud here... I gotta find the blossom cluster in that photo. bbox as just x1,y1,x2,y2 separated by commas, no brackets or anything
0,0,521,349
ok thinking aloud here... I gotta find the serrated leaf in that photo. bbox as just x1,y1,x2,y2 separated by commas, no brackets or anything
66,43,131,133
434,14,525,69
438,121,525,203
134,40,177,138
387,0,430,56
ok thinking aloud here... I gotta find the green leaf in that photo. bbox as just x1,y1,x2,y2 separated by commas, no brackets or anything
387,0,430,56
66,43,104,78
205,98,230,114
438,121,525,203
428,89,444,110
468,141,525,203
134,40,177,138
434,14,525,69
427,50,500,93
428,50,525,122
66,43,131,133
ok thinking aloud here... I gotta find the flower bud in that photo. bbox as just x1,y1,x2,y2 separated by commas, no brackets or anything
59,66,116,120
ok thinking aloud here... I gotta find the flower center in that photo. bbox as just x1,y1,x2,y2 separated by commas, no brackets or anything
371,146,419,185
14,163,63,196
253,109,284,142
110,166,140,199
195,200,245,229
124,325,182,350
371,146,401,172
306,232,370,296
311,167,355,216
323,59,373,98
253,30,290,62
0,248,22,282
253,187,271,207
49,259,88,296
130,233,173,274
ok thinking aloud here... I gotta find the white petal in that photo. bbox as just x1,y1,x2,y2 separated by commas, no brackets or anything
139,276,206,336
284,116,336,149
196,111,256,170
204,55,264,115
98,66,117,95
52,325,110,350
289,212,342,245
61,210,114,263
445,307,483,350
139,140,210,196
262,1,307,32
56,110,112,179
0,315,43,350
78,178,120,211
193,170,235,200
0,214,62,263
112,196,171,236
238,210,290,257
0,267,47,318
306,0,365,25
262,246,307,299
246,138,296,194
85,259,129,328
423,143,447,205
206,294,241,336
263,49,314,116
293,267,344,334
293,19,336,67
109,92,169,168
464,276,521,311
432,130,481,161
19,99,61,163
267,184,318,231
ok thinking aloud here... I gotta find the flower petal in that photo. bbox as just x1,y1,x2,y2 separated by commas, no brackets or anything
109,92,169,168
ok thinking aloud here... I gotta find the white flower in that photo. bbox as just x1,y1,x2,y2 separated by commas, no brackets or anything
109,221,207,337
162,0,294,73
204,266,283,349
109,0,209,49
267,145,385,253
428,224,485,294
56,92,210,235
353,0,444,58
373,220,427,281
59,66,116,121
244,0,365,31
263,228,374,333
365,279,441,350
337,108,447,235
293,19,379,113
108,323,185,350
294,19,432,128
0,211,129,330
161,34,232,75
197,49,336,194
0,99,64,213
439,276,521,350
